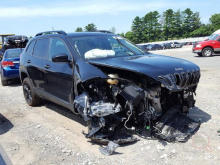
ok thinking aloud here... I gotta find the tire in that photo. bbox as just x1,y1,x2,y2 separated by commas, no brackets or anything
197,53,202,56
23,77,41,106
202,47,213,57
1,78,7,86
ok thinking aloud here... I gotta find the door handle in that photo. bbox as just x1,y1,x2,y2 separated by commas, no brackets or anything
44,64,50,69
27,60,31,63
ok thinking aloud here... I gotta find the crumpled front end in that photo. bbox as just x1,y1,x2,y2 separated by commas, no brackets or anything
73,68,201,146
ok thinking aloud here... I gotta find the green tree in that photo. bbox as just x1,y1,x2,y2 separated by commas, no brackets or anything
172,10,183,39
84,23,97,31
142,11,161,42
192,12,201,31
131,16,143,43
75,27,83,32
118,32,125,37
209,13,220,31
124,31,135,41
191,24,213,37
162,9,174,40
182,8,194,37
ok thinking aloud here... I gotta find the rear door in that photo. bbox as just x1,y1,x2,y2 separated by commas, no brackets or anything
26,38,49,91
44,37,73,103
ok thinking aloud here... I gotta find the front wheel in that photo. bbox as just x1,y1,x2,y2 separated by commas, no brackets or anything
23,77,41,106
197,53,202,56
202,47,213,57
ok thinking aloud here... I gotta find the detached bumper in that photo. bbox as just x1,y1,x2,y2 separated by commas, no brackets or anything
192,49,202,53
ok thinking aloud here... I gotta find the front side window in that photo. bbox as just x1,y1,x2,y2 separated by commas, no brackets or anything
48,38,70,61
209,34,220,41
33,38,49,59
69,35,144,60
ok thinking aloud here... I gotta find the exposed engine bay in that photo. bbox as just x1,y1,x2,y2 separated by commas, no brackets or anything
73,70,200,155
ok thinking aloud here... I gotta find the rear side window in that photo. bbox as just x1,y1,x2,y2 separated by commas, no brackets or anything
5,49,23,58
33,39,49,59
26,40,36,55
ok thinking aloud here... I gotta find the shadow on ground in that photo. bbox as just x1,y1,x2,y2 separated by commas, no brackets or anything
6,79,21,87
43,100,87,127
0,113,14,135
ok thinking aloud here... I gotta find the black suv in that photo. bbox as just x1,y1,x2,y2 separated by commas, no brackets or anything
20,31,201,145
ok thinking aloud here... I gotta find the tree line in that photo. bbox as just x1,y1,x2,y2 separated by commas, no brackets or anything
122,8,220,44
75,8,220,44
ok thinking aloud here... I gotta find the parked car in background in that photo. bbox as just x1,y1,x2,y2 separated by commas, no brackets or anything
193,33,220,57
161,43,172,49
146,44,163,50
185,42,192,45
171,42,182,48
136,45,150,53
1,48,24,86
3,35,28,50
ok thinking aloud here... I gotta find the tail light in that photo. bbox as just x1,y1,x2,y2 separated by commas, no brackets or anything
1,61,14,67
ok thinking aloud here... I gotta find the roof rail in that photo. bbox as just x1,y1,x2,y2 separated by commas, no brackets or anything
96,30,113,34
35,30,67,36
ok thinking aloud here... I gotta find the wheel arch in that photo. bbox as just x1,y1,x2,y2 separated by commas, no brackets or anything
202,46,214,51
20,71,28,83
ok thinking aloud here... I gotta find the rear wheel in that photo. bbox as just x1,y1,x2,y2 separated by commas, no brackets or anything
202,47,213,57
23,77,41,106
1,78,7,86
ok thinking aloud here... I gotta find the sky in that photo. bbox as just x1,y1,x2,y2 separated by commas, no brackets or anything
0,0,219,37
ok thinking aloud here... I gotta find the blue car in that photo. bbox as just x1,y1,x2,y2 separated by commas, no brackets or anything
1,48,24,86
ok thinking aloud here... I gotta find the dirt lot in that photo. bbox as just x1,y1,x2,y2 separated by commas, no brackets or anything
0,46,220,165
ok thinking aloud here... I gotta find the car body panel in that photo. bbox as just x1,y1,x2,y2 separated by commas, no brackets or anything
88,54,199,81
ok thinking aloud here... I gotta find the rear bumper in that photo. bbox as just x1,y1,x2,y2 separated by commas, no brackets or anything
1,68,19,80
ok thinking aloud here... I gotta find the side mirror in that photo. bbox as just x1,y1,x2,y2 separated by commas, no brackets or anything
52,53,70,62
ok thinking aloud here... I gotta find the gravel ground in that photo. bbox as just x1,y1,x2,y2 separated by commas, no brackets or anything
0,45,220,165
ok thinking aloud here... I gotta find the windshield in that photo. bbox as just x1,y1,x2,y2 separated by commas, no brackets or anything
4,49,23,58
208,34,220,41
69,35,144,60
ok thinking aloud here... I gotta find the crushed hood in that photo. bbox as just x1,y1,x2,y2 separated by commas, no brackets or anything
88,54,200,81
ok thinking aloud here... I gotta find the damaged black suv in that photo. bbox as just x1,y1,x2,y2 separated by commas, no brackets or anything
20,31,201,145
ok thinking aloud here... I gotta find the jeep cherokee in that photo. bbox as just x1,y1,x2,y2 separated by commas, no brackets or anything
20,31,201,145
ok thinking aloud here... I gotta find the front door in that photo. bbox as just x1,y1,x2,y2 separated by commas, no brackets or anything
44,38,73,103
214,36,220,52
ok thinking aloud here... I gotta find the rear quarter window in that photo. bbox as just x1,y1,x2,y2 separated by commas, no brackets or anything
26,40,36,55
33,38,49,59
